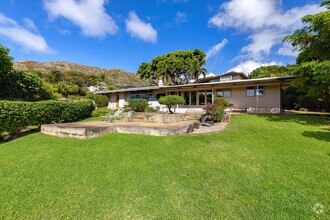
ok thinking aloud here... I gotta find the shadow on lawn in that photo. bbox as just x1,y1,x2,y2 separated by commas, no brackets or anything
0,128,39,145
258,114,329,126
302,129,330,142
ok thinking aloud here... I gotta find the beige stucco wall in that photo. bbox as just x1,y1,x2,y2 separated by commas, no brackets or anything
223,85,280,109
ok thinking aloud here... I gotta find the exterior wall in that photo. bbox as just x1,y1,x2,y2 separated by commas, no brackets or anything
223,85,280,109
105,84,281,114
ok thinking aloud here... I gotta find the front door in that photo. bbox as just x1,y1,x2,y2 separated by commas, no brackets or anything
116,95,119,108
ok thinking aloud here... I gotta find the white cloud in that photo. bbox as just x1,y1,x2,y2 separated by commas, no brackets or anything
23,18,38,32
208,0,324,61
199,72,215,79
241,30,281,60
43,0,118,38
0,13,52,53
206,39,228,60
175,12,188,25
229,60,281,75
278,43,299,57
126,11,157,44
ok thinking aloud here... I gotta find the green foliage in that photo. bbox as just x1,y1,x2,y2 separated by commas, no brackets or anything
158,95,184,113
0,44,13,75
289,60,330,103
203,103,225,123
128,99,149,112
138,49,207,85
283,2,330,63
250,65,291,79
0,70,52,101
213,98,228,107
145,106,156,112
0,99,94,134
92,94,109,108
91,107,115,117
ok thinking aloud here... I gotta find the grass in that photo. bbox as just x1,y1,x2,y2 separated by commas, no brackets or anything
0,114,329,219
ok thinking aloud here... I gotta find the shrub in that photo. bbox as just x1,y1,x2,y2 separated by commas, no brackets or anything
214,97,228,107
158,95,184,113
128,99,148,112
145,106,156,112
92,107,115,117
92,94,109,108
203,103,225,123
0,99,94,135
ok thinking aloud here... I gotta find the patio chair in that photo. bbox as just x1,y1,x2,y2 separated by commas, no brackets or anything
103,109,124,122
125,111,134,122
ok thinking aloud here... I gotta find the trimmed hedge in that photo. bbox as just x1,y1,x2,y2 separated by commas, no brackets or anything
128,99,148,112
0,99,94,134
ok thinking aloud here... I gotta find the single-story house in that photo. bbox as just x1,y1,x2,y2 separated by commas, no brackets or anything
95,72,295,114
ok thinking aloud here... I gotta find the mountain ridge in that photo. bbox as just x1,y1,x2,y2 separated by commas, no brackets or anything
13,60,147,88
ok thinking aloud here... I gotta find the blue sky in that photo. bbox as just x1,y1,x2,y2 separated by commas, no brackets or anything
0,0,324,75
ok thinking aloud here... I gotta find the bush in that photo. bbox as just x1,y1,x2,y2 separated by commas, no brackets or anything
158,95,184,113
128,99,148,112
92,107,115,117
92,94,109,108
145,106,156,112
0,99,94,135
203,103,225,123
214,98,228,107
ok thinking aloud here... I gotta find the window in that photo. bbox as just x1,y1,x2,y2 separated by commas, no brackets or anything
206,90,213,104
216,90,223,97
246,86,264,96
256,86,264,96
156,93,166,100
246,87,255,96
199,91,206,105
191,91,197,105
184,92,190,105
216,89,232,97
220,75,232,82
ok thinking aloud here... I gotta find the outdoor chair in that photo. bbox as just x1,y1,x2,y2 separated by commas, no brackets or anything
103,109,124,122
124,111,134,122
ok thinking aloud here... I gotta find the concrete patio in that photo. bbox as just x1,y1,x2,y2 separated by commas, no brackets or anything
41,120,228,139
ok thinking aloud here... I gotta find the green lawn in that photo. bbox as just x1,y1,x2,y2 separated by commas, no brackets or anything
0,115,329,219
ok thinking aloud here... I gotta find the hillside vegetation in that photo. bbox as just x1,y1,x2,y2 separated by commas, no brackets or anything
14,60,147,88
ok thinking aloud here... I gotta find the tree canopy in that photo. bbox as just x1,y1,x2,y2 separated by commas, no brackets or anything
249,65,291,79
283,1,330,64
137,49,207,85
282,0,330,108
0,44,13,75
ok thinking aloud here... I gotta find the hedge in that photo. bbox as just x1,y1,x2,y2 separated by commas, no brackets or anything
0,99,94,134
128,99,148,112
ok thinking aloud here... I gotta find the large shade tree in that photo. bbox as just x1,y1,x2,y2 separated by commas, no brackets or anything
282,0,330,107
137,49,207,85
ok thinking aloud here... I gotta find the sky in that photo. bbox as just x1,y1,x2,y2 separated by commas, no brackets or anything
0,0,325,76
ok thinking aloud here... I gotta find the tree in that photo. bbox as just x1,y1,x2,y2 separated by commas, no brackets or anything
0,44,13,75
137,49,207,85
249,65,291,79
283,1,330,63
282,1,330,105
158,95,184,113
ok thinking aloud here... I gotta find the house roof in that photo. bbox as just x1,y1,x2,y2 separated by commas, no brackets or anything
95,76,295,94
197,71,248,83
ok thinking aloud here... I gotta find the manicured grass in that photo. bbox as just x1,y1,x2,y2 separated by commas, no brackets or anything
0,115,329,219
